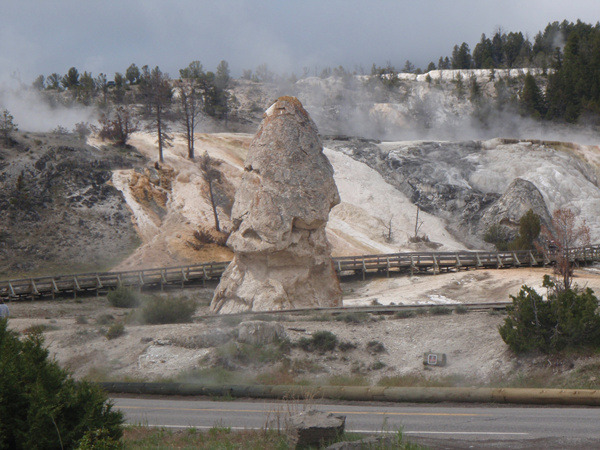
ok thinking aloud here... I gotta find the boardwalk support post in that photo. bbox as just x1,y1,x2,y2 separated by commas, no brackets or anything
529,251,537,267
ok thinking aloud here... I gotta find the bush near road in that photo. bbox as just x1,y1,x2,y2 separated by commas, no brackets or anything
0,319,123,449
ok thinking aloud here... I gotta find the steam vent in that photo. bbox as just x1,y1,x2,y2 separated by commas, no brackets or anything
210,96,342,313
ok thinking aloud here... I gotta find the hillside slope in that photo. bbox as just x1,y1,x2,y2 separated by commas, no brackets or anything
0,133,141,277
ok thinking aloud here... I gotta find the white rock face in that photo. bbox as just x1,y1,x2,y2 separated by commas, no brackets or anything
210,97,342,313
480,178,552,234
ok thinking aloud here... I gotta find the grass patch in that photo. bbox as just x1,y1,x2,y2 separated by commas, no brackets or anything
122,425,289,449
308,312,335,322
22,323,59,334
121,425,424,449
175,367,245,385
289,358,326,375
327,374,369,386
378,373,475,388
254,367,298,386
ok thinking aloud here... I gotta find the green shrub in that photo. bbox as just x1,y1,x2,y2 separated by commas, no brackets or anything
107,285,141,308
366,340,386,354
298,330,338,352
454,305,469,315
429,306,453,315
140,295,197,324
0,320,123,448
499,282,600,353
371,360,387,370
395,310,417,318
338,341,357,351
484,223,511,251
105,322,125,340
96,314,115,325
335,312,369,324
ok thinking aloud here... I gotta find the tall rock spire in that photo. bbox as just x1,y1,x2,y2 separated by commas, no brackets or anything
210,96,342,313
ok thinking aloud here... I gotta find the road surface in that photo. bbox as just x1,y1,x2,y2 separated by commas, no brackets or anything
113,396,600,448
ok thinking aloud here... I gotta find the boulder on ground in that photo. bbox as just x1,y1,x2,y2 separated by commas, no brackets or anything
479,178,551,237
287,409,346,449
211,97,342,313
236,320,287,346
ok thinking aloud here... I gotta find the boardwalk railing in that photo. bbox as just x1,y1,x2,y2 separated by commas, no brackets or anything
2,245,600,301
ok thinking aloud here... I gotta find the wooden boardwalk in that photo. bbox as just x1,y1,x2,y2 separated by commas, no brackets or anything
2,246,599,301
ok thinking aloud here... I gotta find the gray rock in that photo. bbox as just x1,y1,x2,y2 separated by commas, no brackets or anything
211,97,342,313
236,320,287,345
168,329,232,349
479,178,552,237
288,409,346,449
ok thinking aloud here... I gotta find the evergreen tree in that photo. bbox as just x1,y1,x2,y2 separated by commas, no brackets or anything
215,60,230,89
112,72,126,104
453,73,465,99
545,21,600,122
125,63,140,85
61,67,79,90
32,75,45,91
0,109,18,147
46,73,62,90
491,31,505,67
78,71,95,105
469,75,482,102
520,73,546,117
96,73,109,105
0,321,123,448
178,61,206,159
451,42,472,69
402,60,415,73
503,32,526,67
473,34,494,68
141,66,173,162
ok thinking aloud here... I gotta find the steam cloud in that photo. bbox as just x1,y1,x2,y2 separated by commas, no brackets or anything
0,81,96,132
281,72,599,146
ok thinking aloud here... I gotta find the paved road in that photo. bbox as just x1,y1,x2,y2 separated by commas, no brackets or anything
113,396,600,448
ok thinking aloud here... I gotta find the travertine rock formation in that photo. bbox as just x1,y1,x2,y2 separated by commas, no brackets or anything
479,178,552,237
211,97,342,313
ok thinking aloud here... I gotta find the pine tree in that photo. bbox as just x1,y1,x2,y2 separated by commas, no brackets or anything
520,73,546,118
140,67,172,162
0,109,18,147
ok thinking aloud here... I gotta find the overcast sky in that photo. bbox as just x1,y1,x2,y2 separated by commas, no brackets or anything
1,0,600,83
